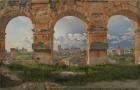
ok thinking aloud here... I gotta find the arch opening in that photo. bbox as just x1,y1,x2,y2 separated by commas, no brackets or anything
53,16,87,66
5,16,33,63
107,15,135,64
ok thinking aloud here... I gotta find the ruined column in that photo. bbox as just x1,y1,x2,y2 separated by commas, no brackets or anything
0,17,6,63
0,32,6,63
87,27,109,65
135,29,140,64
32,29,53,65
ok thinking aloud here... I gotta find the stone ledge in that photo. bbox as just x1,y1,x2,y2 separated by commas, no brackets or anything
90,42,108,50
32,43,51,52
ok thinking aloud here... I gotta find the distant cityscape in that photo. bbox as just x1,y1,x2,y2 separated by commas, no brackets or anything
107,48,134,56
5,48,32,64
54,45,86,66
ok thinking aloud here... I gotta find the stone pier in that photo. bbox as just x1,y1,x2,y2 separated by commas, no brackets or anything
87,27,108,65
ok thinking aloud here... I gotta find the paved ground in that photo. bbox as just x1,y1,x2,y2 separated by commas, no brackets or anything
0,80,140,90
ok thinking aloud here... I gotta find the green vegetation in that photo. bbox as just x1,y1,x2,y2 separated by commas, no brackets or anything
3,64,140,86
15,52,32,60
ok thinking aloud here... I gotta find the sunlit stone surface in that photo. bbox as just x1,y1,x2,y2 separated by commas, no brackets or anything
0,0,140,65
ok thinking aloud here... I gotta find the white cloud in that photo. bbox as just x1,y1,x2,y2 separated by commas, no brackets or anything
54,32,86,50
111,41,119,44
127,27,133,31
17,16,33,28
120,31,134,41
19,27,33,36
107,34,119,40
6,16,33,51
68,33,74,40
74,34,83,41
123,17,130,22
120,35,129,41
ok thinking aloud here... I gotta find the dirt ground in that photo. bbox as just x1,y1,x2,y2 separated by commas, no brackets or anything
0,80,140,90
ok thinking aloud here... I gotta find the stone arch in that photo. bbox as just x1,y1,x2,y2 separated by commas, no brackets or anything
108,10,140,25
0,8,34,62
0,9,34,30
106,4,140,64
107,1,140,24
48,10,91,65
1,0,139,65
49,9,91,30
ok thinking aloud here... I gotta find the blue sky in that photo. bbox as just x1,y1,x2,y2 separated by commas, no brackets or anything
54,16,86,50
6,16,33,51
5,15,134,51
107,15,134,49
